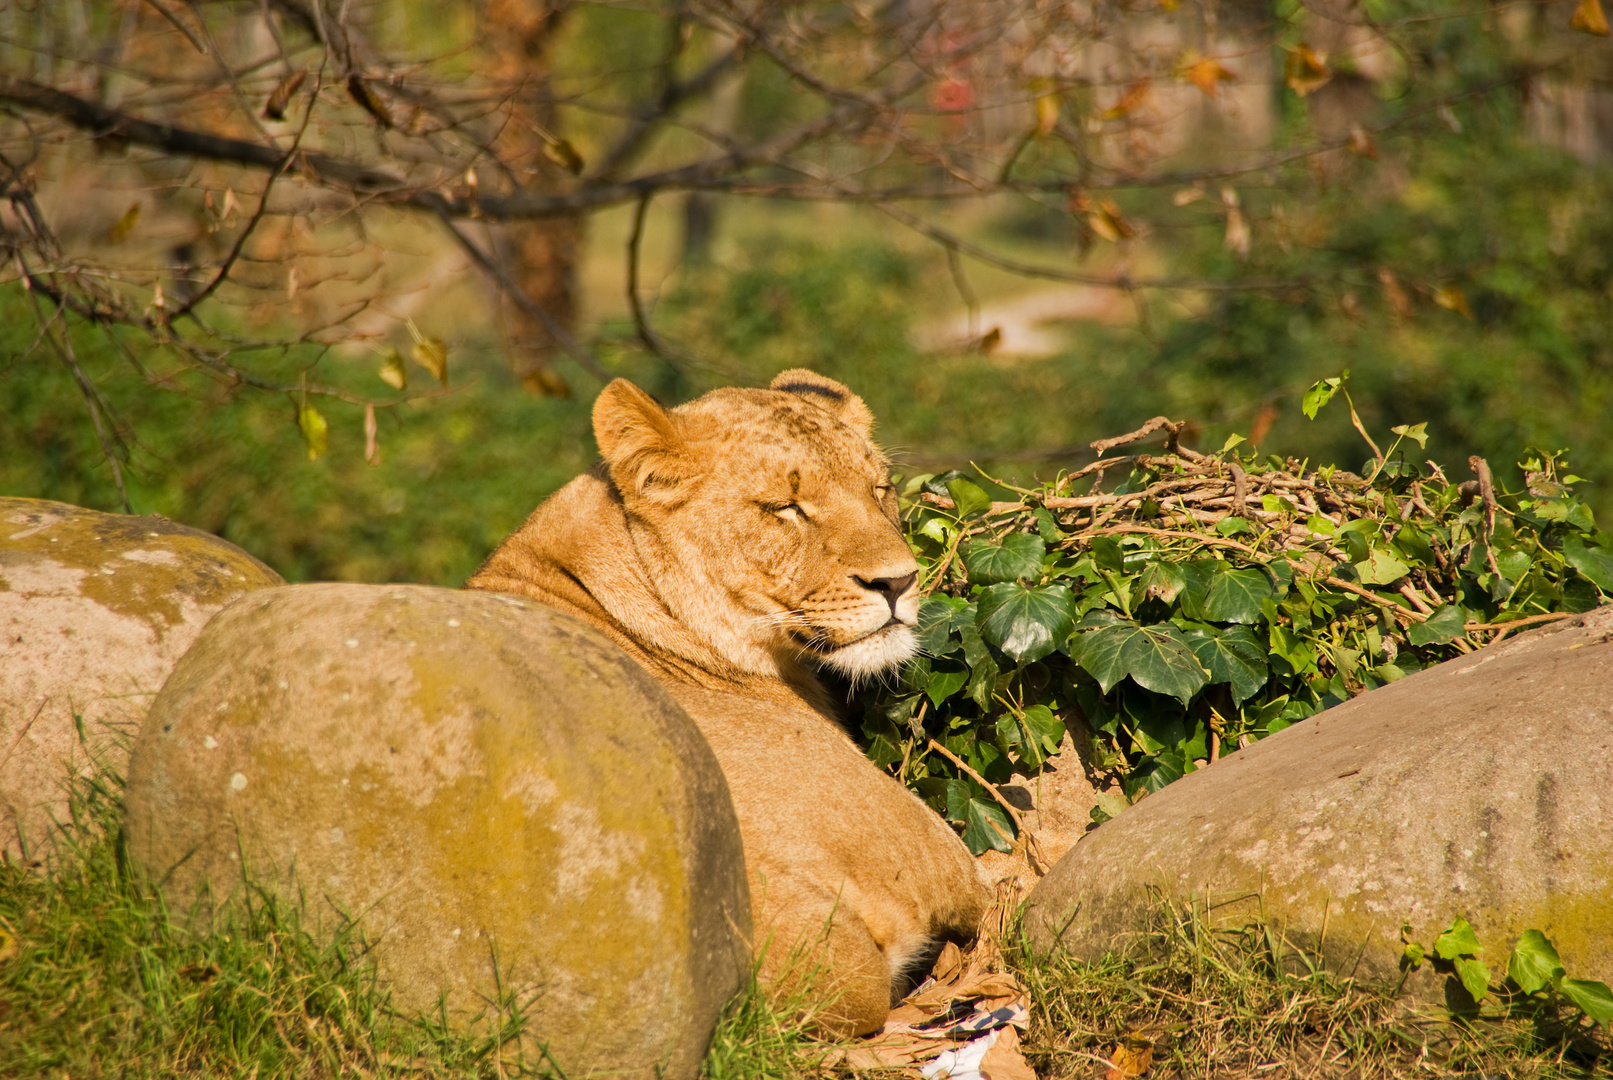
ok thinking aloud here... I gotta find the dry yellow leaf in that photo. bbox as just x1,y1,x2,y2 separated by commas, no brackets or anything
378,347,407,390
364,404,380,466
522,366,571,397
1102,79,1152,120
1434,284,1473,318
298,405,328,461
264,69,307,121
1035,92,1062,136
1182,54,1236,98
107,202,141,244
347,73,393,128
544,138,585,175
1105,1034,1154,1080
412,337,448,386
1088,199,1135,242
1285,42,1331,97
1572,0,1611,34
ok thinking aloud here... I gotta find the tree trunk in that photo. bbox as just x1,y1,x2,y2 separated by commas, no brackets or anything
477,0,584,397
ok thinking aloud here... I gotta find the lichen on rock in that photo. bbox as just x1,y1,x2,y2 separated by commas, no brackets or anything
123,582,752,1080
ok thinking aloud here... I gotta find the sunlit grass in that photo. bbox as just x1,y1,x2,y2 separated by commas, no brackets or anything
1010,897,1611,1080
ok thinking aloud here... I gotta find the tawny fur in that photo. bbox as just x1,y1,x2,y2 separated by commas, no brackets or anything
467,370,989,1035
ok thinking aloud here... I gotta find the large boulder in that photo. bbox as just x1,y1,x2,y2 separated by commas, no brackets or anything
123,583,752,1080
1023,605,1613,1000
0,496,282,860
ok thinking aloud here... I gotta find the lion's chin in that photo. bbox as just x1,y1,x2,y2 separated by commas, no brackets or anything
816,624,918,681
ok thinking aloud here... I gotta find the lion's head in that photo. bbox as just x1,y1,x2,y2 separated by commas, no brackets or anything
590,369,920,682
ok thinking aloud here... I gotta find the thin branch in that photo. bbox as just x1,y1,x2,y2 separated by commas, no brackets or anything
430,208,610,383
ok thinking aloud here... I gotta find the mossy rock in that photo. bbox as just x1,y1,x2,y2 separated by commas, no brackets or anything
1023,605,1613,1006
123,582,752,1080
0,496,282,861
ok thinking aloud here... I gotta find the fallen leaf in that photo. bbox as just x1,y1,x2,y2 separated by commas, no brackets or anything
978,1024,1037,1080
1106,1034,1153,1080
1284,42,1331,97
1572,0,1611,34
0,928,19,964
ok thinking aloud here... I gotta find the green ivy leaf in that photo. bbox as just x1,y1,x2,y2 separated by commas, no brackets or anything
1181,624,1269,704
1216,516,1253,537
947,477,992,518
962,797,1015,855
1456,956,1491,1004
1434,917,1483,960
963,533,1046,584
925,662,969,708
1090,535,1126,573
1495,547,1532,582
916,595,969,656
1507,929,1565,995
1391,422,1429,448
943,778,972,823
977,583,1075,663
1076,622,1210,704
1392,525,1436,566
1177,560,1222,621
1407,604,1465,646
1135,748,1186,793
1203,568,1273,624
1561,978,1613,1028
1355,548,1411,586
1302,373,1346,419
1133,560,1188,606
1021,704,1065,754
1564,537,1613,592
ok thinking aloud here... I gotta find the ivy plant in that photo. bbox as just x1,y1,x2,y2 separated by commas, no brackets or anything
856,379,1611,855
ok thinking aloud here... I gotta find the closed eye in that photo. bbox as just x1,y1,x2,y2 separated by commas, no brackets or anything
762,501,804,520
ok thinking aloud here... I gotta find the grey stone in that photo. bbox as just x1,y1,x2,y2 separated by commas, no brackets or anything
123,582,751,1080
0,496,282,860
1023,605,1613,1000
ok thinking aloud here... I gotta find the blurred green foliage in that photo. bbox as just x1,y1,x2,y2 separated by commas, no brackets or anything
0,303,597,584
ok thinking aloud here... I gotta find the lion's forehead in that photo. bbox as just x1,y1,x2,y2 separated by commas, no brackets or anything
683,398,886,484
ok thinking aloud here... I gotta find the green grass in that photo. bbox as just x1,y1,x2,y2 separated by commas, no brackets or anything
1010,898,1611,1080
1,751,1607,1077
0,748,862,1079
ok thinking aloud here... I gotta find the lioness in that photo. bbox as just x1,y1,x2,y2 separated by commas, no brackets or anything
468,369,989,1034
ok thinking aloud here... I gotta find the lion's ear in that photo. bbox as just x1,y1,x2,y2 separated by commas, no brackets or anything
769,369,874,435
593,379,695,498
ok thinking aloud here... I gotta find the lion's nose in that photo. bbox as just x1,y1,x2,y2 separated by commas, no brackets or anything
856,571,918,616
